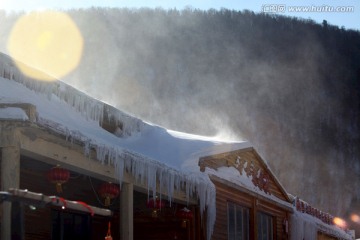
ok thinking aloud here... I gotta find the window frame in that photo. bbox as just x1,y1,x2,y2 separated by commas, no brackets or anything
257,211,274,240
227,202,250,240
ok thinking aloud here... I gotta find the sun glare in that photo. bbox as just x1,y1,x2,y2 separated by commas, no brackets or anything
7,10,83,81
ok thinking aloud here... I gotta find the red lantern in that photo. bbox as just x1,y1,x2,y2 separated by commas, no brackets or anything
98,182,120,207
176,207,193,228
147,197,165,218
47,165,70,193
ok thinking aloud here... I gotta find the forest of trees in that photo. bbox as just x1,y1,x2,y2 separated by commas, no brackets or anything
1,7,360,232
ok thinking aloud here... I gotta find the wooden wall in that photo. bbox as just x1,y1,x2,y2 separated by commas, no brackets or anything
212,180,289,240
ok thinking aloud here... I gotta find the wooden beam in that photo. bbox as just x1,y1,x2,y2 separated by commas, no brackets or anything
18,126,122,183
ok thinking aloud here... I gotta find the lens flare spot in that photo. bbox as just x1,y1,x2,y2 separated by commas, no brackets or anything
37,31,54,51
333,217,347,229
7,10,83,81
351,214,360,223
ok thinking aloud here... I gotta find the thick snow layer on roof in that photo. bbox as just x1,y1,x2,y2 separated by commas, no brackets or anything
0,77,247,171
0,107,28,121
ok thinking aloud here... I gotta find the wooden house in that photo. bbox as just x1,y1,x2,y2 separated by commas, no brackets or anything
0,53,354,240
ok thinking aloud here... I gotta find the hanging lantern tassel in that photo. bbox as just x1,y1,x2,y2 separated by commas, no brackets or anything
146,197,165,218
176,207,193,228
104,196,111,207
56,183,62,193
47,165,70,193
98,182,120,207
181,220,187,228
105,221,112,240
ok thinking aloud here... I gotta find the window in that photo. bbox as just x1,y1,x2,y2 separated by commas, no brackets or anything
257,212,273,240
228,202,249,240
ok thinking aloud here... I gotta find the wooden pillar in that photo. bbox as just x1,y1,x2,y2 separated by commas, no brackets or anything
120,183,133,240
1,146,20,240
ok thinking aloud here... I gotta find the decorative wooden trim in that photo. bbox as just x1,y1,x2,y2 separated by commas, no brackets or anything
210,175,293,212
199,148,291,202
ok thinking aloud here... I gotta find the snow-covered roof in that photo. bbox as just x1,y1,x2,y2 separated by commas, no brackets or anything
0,53,251,239
0,76,249,172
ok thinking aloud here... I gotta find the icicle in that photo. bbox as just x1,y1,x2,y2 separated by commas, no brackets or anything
114,152,125,186
147,164,157,200
96,145,108,164
158,170,163,205
83,140,91,157
167,173,175,204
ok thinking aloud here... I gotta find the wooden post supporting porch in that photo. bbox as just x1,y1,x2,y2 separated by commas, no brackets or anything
121,182,134,240
1,145,20,240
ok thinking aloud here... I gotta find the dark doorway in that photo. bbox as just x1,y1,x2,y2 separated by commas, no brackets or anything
51,209,91,240
133,191,194,240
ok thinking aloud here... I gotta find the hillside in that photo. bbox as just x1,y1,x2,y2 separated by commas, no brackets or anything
1,7,360,231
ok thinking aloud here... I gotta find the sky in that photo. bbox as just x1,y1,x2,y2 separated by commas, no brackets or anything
0,0,359,30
